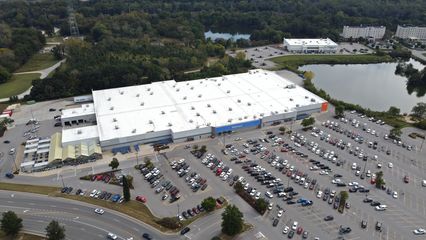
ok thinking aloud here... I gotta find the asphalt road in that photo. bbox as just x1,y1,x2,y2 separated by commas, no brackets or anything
0,190,178,240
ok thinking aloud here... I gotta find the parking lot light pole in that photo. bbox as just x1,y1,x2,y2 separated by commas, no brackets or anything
60,175,65,188
177,203,180,221
135,151,139,166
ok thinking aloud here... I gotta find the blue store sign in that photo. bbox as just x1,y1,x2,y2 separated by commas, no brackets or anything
215,119,261,134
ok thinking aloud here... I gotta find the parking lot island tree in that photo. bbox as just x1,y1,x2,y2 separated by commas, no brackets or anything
254,198,268,215
1,211,22,236
390,127,402,138
338,191,349,213
335,104,345,118
279,126,286,135
109,157,119,170
201,197,217,212
301,117,315,130
221,205,244,236
45,220,65,240
375,171,385,189
122,175,131,202
387,106,401,116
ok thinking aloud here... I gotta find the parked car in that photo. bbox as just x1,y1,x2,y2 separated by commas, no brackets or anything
180,227,190,235
136,195,147,203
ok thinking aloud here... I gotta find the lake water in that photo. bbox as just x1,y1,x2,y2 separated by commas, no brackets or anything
299,59,426,113
204,30,251,41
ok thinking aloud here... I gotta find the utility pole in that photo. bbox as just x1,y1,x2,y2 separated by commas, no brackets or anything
60,175,65,188
362,159,368,173
67,0,80,37
420,138,425,152
177,203,180,220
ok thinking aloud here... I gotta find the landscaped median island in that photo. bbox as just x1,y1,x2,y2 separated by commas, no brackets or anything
270,54,393,72
0,230,45,240
0,182,227,233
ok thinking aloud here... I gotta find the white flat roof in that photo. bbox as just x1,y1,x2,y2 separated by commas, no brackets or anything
62,103,95,119
92,69,326,142
62,125,99,144
284,38,338,47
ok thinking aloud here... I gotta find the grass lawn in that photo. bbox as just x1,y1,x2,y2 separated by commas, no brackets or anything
0,231,45,240
0,73,40,99
16,53,57,72
270,54,393,71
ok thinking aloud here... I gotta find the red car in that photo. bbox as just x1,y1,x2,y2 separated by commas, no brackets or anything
136,195,147,203
297,226,303,234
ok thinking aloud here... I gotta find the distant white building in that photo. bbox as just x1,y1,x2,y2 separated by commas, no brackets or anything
283,38,338,53
395,25,426,40
342,26,386,40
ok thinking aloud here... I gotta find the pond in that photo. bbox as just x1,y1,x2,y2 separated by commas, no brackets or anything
204,30,251,41
299,59,426,113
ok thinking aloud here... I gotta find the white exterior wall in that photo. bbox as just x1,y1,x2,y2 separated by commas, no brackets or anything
283,39,338,53
395,26,426,40
342,26,385,39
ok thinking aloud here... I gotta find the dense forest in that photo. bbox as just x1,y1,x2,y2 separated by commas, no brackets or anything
0,0,424,100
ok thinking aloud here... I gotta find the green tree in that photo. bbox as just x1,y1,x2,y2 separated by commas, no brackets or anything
338,191,349,213
0,66,11,84
52,44,65,60
390,128,402,137
1,211,22,236
109,158,119,170
144,157,153,169
45,220,65,240
235,51,246,61
387,106,400,116
201,197,217,212
303,71,315,81
234,181,244,194
279,126,286,134
122,175,131,202
254,198,268,214
411,102,426,118
335,104,345,118
221,205,243,236
375,171,385,188
200,145,207,153
301,117,315,128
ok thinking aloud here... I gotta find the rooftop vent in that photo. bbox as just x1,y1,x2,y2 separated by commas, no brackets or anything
310,98,316,102
296,104,300,107
207,104,211,107
226,90,230,93
168,123,172,127
189,119,193,123
200,81,203,84
196,125,200,129
77,130,82,134
120,91,124,95
150,92,153,95
173,84,176,88
183,96,187,100
247,102,251,106
190,86,194,90
72,110,76,114
228,107,232,111
115,125,119,130
132,129,136,133
147,88,151,91
274,111,278,114
148,120,153,124
228,118,232,123
191,106,195,110
196,112,200,116
161,111,165,115
253,115,257,119
244,116,248,119
110,106,114,110
206,122,211,126
284,109,288,112
198,94,202,98
107,97,111,101
112,118,117,122
305,96,309,99
237,99,241,103
213,110,216,114
136,94,140,97
289,98,293,101
238,117,242,120
140,102,144,106
176,88,180,92
218,83,221,86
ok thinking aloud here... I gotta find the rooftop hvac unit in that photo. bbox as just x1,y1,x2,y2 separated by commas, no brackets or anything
206,122,211,126
247,102,251,106
148,120,153,124
176,88,180,92
244,116,248,119
289,98,293,101
107,97,111,101
173,84,176,88
183,96,187,100
284,109,288,112
305,96,309,99
72,110,76,114
115,125,119,130
212,110,216,114
191,106,195,110
253,115,257,119
196,112,200,116
198,94,202,98
186,82,189,85
147,88,151,91
237,99,241,103
228,107,232,111
136,94,140,97
226,90,230,93
200,81,203,84
161,111,165,115
77,130,82,134
189,119,193,123
228,119,232,123
218,83,221,86
190,86,194,90
112,118,117,122
140,102,144,106
120,91,124,95
296,104,300,107
132,129,136,133
168,123,173,127
110,106,114,110
238,117,242,120
150,92,153,95
260,113,264,116
311,98,316,102
207,104,211,107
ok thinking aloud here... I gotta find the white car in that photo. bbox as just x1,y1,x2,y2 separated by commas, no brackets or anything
277,209,284,218
413,228,426,235
388,162,393,168
351,163,357,170
316,191,323,198
107,233,118,240
268,202,274,210
392,191,398,199
292,221,298,230
423,180,426,187
375,205,387,211
94,208,105,215
283,226,290,234
265,191,273,199
255,192,261,200
90,189,97,197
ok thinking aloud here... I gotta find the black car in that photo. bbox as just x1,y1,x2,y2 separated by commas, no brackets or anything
370,201,381,206
361,220,367,229
363,197,373,203
142,233,152,240
288,230,295,238
324,215,334,221
287,200,296,205
339,226,352,234
272,218,279,227
180,227,190,235
375,222,383,232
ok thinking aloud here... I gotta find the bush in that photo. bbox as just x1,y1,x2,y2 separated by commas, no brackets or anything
202,197,217,212
156,217,181,229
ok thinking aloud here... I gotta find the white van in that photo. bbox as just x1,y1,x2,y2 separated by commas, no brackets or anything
351,163,357,170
